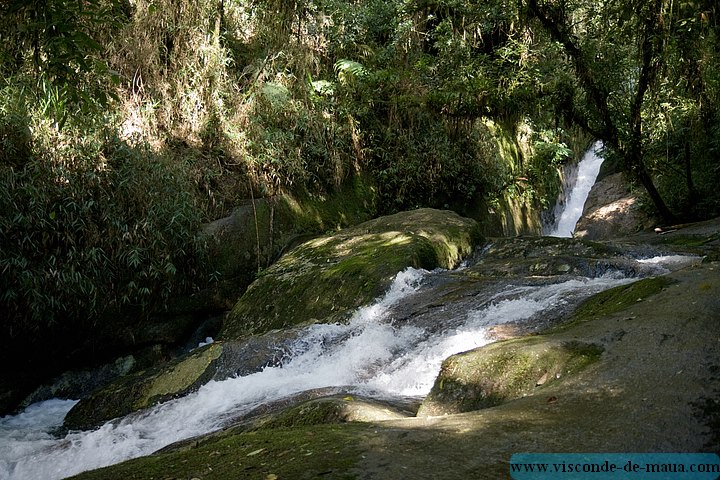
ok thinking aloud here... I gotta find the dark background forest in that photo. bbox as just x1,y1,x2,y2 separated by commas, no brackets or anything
1,0,719,408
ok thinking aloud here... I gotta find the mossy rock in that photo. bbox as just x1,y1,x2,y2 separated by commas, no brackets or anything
253,396,411,430
417,338,603,417
221,208,483,339
63,343,223,430
572,276,674,322
63,333,305,431
482,236,619,260
68,395,408,480
69,422,368,480
201,175,379,310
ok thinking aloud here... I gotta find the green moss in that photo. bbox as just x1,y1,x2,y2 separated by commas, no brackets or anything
661,234,719,248
64,344,224,431
63,373,151,431
257,400,348,430
142,344,222,406
573,276,674,322
221,209,482,339
563,340,605,363
282,174,379,234
418,339,604,416
204,174,379,302
224,232,438,335
69,423,366,480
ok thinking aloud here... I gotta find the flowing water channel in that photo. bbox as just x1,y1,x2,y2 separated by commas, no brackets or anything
0,258,693,480
0,144,687,480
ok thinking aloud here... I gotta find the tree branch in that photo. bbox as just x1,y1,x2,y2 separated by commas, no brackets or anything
526,0,619,147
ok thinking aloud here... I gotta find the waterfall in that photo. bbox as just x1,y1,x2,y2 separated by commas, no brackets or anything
545,142,605,237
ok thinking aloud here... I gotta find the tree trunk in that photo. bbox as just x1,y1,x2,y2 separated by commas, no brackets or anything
527,0,677,224
634,157,676,224
684,140,697,214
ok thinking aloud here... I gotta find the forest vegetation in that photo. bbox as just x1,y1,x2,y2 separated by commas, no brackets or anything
0,0,718,391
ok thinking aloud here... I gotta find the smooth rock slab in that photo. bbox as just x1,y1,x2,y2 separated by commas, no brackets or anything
63,330,303,431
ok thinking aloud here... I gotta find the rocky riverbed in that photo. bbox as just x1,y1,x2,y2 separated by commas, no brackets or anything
53,212,720,480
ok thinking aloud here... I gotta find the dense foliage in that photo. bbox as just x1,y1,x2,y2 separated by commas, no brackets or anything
0,0,718,360
0,126,208,334
526,0,720,221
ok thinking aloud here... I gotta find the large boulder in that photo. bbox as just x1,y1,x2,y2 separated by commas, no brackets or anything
574,173,655,240
200,177,379,311
63,208,482,430
220,208,483,339
417,338,603,417
66,237,720,480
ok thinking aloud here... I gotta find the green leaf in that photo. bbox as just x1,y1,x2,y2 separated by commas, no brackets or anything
334,59,369,85
311,80,335,96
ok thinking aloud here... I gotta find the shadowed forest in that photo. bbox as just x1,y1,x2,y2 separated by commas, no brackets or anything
1,0,719,410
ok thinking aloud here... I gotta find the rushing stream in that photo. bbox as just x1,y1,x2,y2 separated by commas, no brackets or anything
0,143,691,480
0,258,692,480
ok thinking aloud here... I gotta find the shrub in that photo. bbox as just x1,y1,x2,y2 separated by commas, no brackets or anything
0,120,209,339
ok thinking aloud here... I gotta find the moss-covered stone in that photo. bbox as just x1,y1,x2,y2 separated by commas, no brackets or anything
66,395,409,480
64,344,223,430
220,208,483,339
68,423,367,480
463,235,665,280
417,338,603,417
201,174,379,310
572,276,674,322
254,396,411,430
63,259,720,480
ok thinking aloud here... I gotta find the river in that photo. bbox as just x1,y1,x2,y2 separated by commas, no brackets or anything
0,143,686,480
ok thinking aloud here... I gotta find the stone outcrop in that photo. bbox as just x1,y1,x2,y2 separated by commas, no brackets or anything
63,208,483,430
63,330,304,430
417,339,603,417
220,208,483,339
574,173,655,239
199,176,379,311
71,257,720,480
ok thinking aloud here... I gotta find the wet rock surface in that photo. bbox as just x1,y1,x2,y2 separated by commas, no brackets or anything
63,225,706,432
61,208,481,430
64,217,720,480
417,339,604,416
575,172,655,240
70,258,720,480
63,329,306,430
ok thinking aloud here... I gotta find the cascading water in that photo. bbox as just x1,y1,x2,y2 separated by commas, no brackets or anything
0,254,694,480
546,142,605,238
0,151,693,479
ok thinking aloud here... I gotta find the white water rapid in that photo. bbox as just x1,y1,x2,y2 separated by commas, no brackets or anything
547,142,605,238
0,256,693,480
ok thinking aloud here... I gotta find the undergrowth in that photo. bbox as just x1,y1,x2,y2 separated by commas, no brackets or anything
0,0,572,353
0,117,210,337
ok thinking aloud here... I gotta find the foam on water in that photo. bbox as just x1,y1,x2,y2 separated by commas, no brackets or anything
636,255,702,272
0,257,688,480
362,274,633,396
0,268,428,480
0,400,77,464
